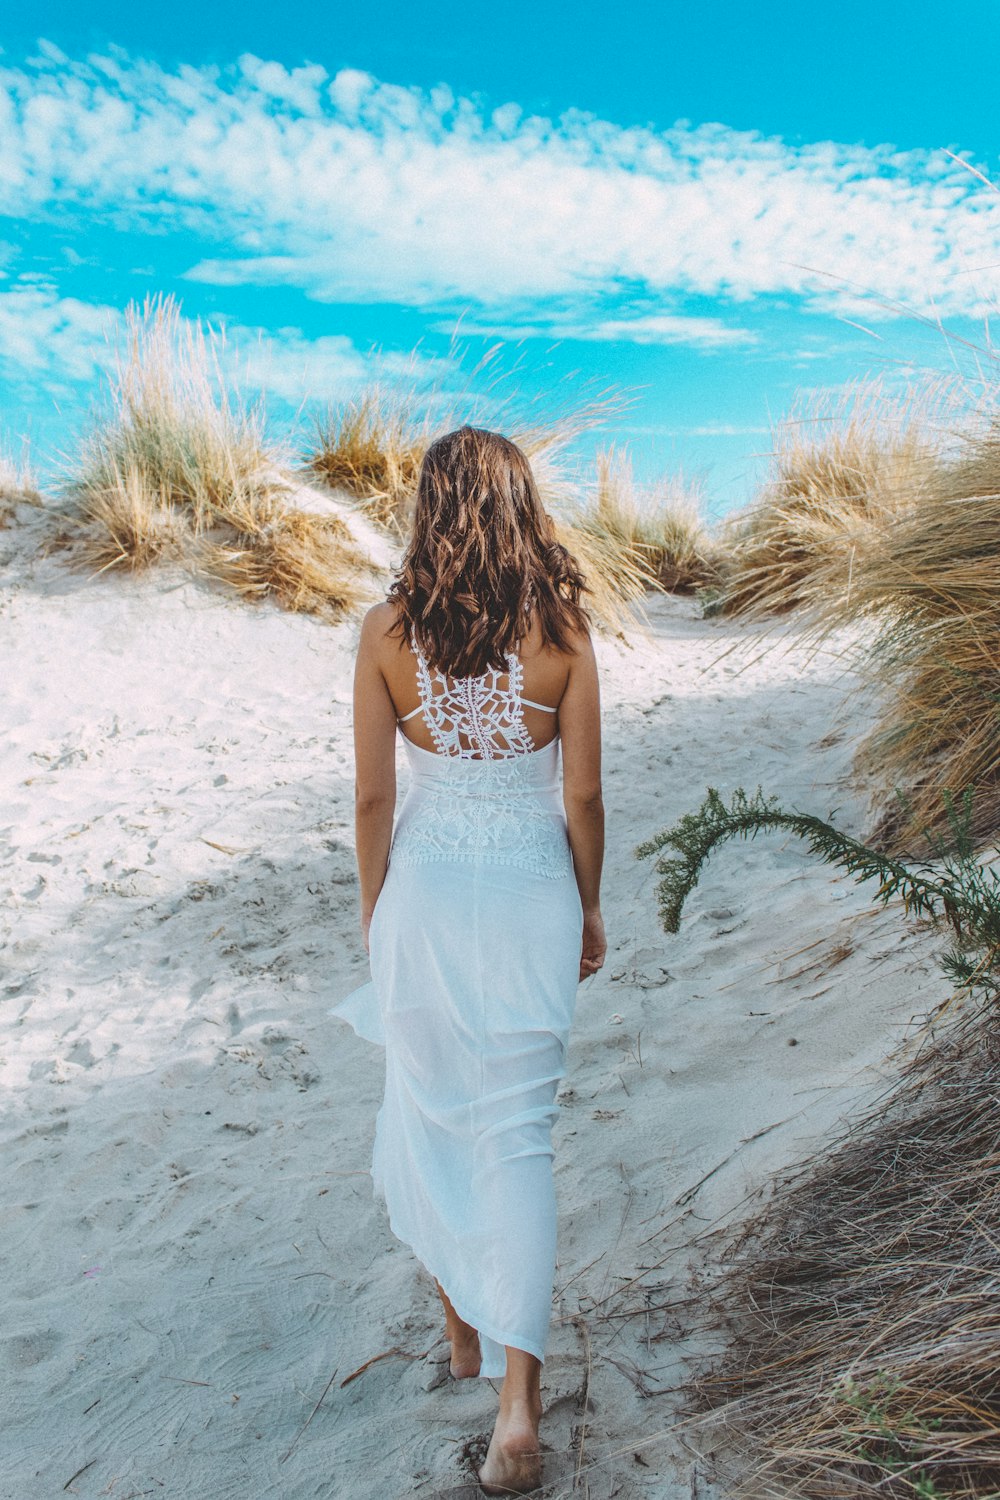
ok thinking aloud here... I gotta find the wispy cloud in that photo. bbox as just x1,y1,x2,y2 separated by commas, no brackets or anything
436,311,756,348
0,278,437,410
0,282,118,388
1,46,997,326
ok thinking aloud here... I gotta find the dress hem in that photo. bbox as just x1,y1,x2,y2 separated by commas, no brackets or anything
374,1168,548,1377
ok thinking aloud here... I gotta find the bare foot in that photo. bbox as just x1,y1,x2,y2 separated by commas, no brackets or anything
449,1325,482,1379
478,1396,543,1495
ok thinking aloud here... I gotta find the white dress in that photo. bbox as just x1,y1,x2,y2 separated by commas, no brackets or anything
330,644,584,1379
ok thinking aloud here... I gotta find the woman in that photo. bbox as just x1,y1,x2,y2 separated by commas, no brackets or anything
332,425,606,1495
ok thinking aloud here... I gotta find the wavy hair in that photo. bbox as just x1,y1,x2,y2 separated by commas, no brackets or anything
387,425,589,677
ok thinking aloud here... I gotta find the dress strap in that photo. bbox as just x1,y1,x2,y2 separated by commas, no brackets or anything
520,697,557,713
398,703,424,722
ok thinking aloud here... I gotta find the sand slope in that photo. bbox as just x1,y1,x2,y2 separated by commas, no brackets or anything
1,510,945,1499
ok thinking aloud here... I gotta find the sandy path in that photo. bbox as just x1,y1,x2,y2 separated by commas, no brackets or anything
1,515,945,1499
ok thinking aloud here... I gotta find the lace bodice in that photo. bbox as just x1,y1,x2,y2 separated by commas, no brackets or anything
401,645,540,760
389,643,572,878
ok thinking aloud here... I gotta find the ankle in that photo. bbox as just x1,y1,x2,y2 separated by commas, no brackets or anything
499,1389,542,1421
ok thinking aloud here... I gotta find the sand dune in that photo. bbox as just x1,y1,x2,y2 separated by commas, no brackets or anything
1,506,946,1498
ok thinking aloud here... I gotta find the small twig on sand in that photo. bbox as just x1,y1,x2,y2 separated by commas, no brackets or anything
340,1343,432,1387
674,1117,792,1206
63,1458,97,1491
279,1365,339,1464
572,1316,593,1490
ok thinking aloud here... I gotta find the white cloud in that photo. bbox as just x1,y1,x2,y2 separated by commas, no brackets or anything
439,311,756,348
0,282,118,385
0,48,998,329
0,279,437,407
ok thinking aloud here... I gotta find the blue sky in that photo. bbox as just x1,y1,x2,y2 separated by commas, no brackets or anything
2,3,999,513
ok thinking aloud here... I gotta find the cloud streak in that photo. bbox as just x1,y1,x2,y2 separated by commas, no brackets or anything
0,45,996,327
439,312,757,348
0,279,433,412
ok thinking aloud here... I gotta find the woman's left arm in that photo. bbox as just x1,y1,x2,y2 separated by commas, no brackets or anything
353,605,398,952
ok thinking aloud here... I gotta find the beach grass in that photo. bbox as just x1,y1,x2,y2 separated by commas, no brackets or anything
58,294,377,618
586,446,721,594
816,414,1000,848
0,446,42,519
717,383,936,618
640,786,1000,1499
71,291,283,544
201,490,378,621
692,996,1000,1500
306,388,428,535
702,379,1000,848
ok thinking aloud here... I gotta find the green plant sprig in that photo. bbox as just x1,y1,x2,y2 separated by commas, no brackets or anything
636,787,1000,992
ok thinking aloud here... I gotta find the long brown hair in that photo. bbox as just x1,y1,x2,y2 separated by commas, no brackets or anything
387,426,589,678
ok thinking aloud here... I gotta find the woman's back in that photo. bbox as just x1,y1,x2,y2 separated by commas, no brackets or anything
374,604,571,760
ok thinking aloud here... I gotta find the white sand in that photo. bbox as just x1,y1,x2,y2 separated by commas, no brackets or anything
1,506,946,1499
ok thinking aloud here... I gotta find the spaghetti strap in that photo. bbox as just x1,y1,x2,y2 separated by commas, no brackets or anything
521,697,557,714
398,704,424,722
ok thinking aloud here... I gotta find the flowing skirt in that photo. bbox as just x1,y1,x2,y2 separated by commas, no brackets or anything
333,852,583,1379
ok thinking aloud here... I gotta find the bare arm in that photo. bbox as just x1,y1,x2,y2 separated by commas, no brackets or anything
353,606,398,951
558,628,607,979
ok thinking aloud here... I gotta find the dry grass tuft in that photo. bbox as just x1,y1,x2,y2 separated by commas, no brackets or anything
60,294,375,620
688,990,1000,1499
202,494,378,621
586,447,721,593
718,385,937,618
819,415,1000,848
68,452,195,574
70,292,282,543
520,434,660,631
0,447,42,514
305,389,429,533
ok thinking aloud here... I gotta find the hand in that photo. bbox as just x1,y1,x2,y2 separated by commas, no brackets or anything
361,908,374,955
579,910,606,982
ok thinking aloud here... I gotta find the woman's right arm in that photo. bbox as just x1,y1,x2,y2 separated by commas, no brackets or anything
559,628,607,981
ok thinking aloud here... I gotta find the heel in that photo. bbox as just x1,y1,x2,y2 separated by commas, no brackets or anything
478,1451,543,1496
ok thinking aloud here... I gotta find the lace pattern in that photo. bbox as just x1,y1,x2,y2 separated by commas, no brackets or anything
391,643,573,879
390,776,572,877
413,647,535,760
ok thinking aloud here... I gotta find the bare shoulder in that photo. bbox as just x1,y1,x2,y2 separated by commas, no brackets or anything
559,617,596,666
359,600,402,651
362,600,395,633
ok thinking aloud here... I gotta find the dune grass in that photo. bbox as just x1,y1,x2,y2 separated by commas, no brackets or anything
728,391,1000,850
71,292,282,545
518,433,659,631
0,446,42,520
306,389,428,534
201,490,376,621
695,1000,1000,1500
827,425,1000,849
717,384,936,618
586,446,721,594
60,294,376,618
702,379,1000,848
639,786,1000,1499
